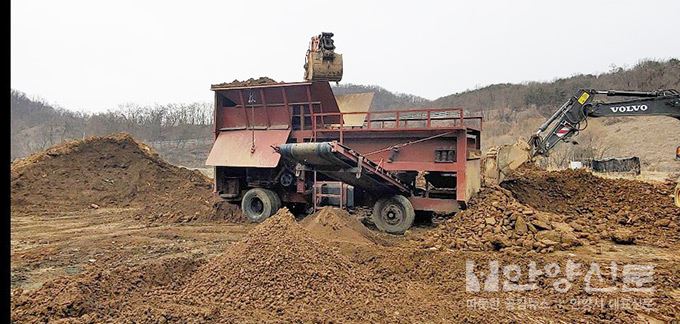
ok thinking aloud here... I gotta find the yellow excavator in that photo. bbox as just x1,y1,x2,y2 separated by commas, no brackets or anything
482,89,680,207
304,32,343,82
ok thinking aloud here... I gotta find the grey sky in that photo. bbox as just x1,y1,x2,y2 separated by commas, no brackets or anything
11,0,680,112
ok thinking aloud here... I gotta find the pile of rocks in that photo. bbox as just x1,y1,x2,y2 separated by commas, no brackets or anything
502,166,679,246
423,186,583,253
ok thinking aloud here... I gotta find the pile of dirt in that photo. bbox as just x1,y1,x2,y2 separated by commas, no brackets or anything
501,165,679,246
11,257,203,322
176,208,403,321
422,186,583,253
11,209,411,322
211,77,279,88
300,207,391,245
11,133,242,223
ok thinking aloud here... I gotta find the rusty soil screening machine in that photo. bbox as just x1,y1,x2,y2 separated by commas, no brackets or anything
206,33,483,234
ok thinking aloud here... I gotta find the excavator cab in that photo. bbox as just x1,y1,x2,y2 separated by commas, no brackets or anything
304,32,343,82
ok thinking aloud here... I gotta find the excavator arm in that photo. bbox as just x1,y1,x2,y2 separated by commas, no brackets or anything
482,89,680,186
525,89,680,208
530,89,680,156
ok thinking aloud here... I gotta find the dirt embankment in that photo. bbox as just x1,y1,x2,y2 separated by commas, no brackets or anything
11,133,242,223
176,208,407,321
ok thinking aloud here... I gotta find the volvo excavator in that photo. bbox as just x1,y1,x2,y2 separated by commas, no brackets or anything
482,88,680,207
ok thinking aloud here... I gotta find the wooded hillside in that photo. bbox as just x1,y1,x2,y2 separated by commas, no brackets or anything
433,59,680,116
11,59,680,171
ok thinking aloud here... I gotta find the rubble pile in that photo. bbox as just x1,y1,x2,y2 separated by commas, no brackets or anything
423,186,583,253
502,165,679,245
427,165,678,251
10,133,242,223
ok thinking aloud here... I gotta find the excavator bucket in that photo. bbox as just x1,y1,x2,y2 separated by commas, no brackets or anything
304,32,343,82
481,139,532,185
305,51,343,82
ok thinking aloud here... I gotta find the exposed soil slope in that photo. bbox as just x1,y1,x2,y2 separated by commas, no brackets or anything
10,133,241,223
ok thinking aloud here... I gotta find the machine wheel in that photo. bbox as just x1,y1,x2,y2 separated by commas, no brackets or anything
241,188,277,223
674,182,680,208
372,195,415,235
267,189,282,212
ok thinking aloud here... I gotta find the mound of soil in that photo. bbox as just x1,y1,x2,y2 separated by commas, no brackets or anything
11,133,242,223
11,209,404,322
423,186,583,253
211,77,279,88
501,165,679,246
11,257,203,322
300,207,390,245
177,208,402,321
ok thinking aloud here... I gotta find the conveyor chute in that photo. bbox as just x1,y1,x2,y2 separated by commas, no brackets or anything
277,141,412,195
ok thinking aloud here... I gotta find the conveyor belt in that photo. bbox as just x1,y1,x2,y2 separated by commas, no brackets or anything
277,141,412,195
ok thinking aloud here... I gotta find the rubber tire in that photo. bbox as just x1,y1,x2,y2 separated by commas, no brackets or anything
241,188,276,223
266,189,282,212
372,195,415,235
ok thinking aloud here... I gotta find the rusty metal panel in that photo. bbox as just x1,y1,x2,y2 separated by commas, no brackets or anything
206,129,291,167
266,106,290,129
342,135,458,172
310,81,340,113
249,108,270,128
409,197,460,214
218,107,248,129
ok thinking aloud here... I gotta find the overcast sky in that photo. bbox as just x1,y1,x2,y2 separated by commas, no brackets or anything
11,0,680,112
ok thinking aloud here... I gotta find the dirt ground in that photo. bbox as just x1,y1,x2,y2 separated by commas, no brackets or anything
10,207,680,323
11,207,253,292
10,135,680,323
